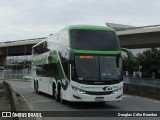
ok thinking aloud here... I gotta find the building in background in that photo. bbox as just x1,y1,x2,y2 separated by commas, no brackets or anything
1,23,160,79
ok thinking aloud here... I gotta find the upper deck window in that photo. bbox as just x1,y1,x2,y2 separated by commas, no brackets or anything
33,41,49,56
70,29,120,51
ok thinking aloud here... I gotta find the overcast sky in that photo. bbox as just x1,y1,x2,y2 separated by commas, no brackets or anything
0,0,160,42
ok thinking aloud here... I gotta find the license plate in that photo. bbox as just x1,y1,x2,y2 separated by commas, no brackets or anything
95,97,104,101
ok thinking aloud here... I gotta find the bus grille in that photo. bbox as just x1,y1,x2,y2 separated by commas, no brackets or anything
85,91,113,95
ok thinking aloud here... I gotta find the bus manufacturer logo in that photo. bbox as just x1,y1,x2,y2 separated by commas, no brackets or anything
103,86,112,91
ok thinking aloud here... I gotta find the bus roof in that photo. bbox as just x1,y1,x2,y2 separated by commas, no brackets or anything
66,25,115,31
32,25,115,49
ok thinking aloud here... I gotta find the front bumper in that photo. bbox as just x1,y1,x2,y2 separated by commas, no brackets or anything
67,88,123,102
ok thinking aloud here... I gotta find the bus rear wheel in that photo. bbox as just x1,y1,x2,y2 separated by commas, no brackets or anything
52,84,56,99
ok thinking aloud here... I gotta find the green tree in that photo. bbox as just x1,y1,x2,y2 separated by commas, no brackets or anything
136,48,160,78
122,55,139,76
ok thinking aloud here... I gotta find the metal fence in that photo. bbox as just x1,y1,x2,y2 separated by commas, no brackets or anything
0,69,31,79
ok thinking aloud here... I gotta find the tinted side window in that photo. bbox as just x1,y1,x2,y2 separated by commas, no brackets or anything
33,41,50,56
36,63,59,77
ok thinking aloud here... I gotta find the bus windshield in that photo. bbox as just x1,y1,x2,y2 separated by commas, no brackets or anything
70,30,120,51
73,55,122,81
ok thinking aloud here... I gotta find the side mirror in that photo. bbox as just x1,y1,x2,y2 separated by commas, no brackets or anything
121,48,133,61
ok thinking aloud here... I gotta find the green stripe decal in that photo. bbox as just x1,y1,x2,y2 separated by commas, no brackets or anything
72,49,121,54
67,25,114,31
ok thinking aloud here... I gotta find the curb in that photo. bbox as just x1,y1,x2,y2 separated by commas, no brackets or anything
3,81,42,120
124,83,160,100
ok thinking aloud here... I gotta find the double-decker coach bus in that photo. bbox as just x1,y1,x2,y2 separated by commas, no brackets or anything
31,25,132,103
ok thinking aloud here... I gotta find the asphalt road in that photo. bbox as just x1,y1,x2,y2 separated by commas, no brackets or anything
6,80,160,120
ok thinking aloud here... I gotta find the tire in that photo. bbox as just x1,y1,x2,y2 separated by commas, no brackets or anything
55,89,60,102
59,88,66,104
35,81,39,94
55,83,61,102
34,80,36,91
52,84,56,99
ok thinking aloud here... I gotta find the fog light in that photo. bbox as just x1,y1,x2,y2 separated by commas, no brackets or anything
72,86,86,94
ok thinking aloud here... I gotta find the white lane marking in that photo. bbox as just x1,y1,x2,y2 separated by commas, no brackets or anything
123,94,160,104
32,99,53,103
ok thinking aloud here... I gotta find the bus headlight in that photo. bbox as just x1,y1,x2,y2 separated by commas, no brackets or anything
113,87,123,94
72,86,86,94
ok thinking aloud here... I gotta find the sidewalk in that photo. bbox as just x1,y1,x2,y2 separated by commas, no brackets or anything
0,92,11,120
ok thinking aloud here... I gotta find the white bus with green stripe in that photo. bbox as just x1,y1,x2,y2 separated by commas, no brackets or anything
31,25,132,103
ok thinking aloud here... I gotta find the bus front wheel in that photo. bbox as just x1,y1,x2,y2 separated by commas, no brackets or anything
59,88,66,104
55,85,60,102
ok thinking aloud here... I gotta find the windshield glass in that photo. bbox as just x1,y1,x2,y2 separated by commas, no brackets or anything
74,56,99,80
73,55,122,81
99,56,122,80
70,30,120,51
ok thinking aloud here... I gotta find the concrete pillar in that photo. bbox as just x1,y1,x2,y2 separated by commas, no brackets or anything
0,56,6,70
